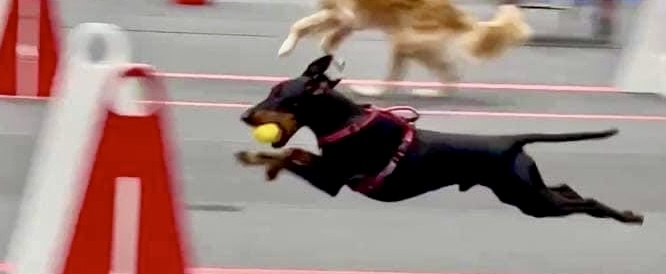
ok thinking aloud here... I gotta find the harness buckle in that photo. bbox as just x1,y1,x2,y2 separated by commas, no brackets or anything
392,151,405,162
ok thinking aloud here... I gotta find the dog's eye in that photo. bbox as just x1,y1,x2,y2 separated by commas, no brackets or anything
283,98,299,109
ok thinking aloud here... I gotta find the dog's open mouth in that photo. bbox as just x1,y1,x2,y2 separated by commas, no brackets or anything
271,124,293,148
242,110,300,148
248,121,298,149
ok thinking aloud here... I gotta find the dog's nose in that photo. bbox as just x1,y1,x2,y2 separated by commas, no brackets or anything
240,109,253,124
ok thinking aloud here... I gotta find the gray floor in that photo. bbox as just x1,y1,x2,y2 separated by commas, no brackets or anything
2,1,666,274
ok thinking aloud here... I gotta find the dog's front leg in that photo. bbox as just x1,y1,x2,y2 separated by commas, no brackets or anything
282,148,347,196
235,149,345,196
320,27,351,74
235,148,324,181
235,150,292,181
278,10,337,57
320,27,352,54
319,9,355,55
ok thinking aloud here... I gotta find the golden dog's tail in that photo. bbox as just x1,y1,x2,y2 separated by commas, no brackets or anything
456,5,532,61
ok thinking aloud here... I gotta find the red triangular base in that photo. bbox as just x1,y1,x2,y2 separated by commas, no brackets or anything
0,0,60,96
0,0,18,95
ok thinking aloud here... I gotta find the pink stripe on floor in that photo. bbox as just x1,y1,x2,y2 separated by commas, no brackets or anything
1,95,665,121
157,72,622,93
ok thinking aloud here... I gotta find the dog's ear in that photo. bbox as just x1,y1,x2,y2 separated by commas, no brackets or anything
312,78,342,95
328,78,341,88
302,55,333,78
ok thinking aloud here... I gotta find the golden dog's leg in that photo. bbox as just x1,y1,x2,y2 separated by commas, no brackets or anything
348,49,408,97
320,26,352,55
383,51,409,94
411,49,459,97
319,8,355,54
320,27,352,75
278,10,337,57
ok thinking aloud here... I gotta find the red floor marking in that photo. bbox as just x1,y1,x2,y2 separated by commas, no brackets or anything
157,72,622,93
2,95,665,121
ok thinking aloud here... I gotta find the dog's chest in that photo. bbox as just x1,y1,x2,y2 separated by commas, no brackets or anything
320,120,405,172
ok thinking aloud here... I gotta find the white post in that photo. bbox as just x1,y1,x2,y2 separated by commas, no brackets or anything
614,0,666,96
4,22,132,274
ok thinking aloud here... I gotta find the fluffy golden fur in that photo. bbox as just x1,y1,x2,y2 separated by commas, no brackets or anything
277,0,532,96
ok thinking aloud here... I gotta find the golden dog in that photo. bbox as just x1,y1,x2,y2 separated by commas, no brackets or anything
277,0,532,97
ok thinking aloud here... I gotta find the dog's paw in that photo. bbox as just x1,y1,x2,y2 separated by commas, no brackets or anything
265,163,283,181
278,35,297,57
622,211,645,225
411,88,452,98
235,151,263,166
333,58,346,72
347,85,387,97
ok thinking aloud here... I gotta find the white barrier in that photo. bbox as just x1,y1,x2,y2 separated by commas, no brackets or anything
5,22,191,274
614,0,666,96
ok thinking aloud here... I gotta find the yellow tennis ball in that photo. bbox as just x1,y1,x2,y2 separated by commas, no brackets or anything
252,123,282,144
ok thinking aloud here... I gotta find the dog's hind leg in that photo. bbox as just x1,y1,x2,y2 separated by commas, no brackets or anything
543,185,636,222
548,184,583,200
514,187,640,223
410,48,460,97
278,10,338,57
507,154,643,225
348,48,408,97
558,197,644,225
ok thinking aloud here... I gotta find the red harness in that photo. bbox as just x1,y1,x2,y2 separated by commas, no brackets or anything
316,105,420,193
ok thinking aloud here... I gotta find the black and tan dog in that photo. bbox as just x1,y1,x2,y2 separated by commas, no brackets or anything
235,55,644,225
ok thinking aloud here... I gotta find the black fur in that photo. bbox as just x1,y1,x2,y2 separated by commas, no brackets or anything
236,55,644,225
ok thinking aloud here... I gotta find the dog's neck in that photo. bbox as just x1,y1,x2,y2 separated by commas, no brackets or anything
300,90,366,139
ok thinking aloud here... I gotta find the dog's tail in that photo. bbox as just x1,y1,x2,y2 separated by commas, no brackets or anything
456,5,533,61
513,128,619,146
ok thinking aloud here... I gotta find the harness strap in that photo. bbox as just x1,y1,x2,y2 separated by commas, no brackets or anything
317,105,419,145
317,110,379,145
350,126,415,193
313,104,420,194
